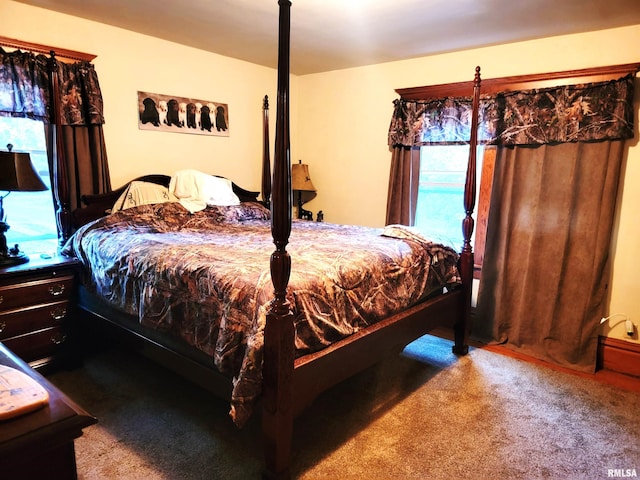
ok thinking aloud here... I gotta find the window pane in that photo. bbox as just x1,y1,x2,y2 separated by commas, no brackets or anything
0,117,58,255
415,145,482,250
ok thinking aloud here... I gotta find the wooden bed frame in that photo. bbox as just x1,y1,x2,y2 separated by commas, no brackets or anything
64,2,481,478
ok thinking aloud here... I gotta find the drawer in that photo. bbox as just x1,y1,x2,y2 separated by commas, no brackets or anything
2,326,67,363
0,301,70,340
0,275,75,311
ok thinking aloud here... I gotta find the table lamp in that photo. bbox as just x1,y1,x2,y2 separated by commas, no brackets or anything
0,143,48,267
291,160,316,220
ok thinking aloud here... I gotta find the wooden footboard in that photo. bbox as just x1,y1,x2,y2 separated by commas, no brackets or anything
292,289,463,415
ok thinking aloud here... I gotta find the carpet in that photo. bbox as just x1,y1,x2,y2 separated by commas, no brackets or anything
48,335,640,479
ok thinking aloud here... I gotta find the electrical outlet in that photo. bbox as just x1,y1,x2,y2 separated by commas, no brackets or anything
625,319,634,337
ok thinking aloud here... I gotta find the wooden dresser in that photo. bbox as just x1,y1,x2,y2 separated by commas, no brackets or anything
0,254,80,372
0,342,96,479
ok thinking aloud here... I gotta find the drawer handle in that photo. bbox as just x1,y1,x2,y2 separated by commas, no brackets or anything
48,284,66,296
50,307,67,321
51,334,67,345
0,295,3,304
0,321,4,333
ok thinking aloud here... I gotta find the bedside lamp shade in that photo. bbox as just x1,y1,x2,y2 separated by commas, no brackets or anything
291,161,316,193
0,150,47,192
0,143,48,267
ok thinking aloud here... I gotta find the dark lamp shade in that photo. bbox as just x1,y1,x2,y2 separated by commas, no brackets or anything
291,162,316,192
0,151,48,192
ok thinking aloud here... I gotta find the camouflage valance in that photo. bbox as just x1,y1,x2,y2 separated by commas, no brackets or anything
52,60,105,125
0,48,104,125
388,74,635,147
0,49,49,121
493,74,634,145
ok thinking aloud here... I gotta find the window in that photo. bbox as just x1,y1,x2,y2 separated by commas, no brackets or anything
415,145,483,250
0,116,58,255
415,145,494,278
0,37,97,256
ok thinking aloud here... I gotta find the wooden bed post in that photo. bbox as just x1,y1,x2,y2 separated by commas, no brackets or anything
262,1,294,479
262,95,272,207
453,66,481,355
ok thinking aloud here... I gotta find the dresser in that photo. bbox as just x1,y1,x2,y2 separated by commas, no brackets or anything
0,342,96,479
0,254,80,372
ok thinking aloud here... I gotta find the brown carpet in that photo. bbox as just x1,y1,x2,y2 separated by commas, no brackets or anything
48,335,640,479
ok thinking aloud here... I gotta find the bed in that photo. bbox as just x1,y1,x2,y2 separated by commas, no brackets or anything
62,2,481,479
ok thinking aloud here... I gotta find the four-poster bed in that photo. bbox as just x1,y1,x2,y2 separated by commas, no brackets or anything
62,2,481,478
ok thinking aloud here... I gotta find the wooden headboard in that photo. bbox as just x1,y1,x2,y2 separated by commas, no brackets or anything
70,174,260,230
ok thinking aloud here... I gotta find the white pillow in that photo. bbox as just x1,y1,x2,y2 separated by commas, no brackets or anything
111,181,177,213
203,175,241,206
169,169,240,213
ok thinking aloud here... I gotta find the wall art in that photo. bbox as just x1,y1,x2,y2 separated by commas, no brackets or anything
137,91,229,136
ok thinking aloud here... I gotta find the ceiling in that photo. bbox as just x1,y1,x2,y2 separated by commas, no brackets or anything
13,0,640,75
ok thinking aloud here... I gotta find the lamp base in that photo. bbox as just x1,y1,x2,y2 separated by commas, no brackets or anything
296,193,314,220
298,206,313,221
1,223,29,268
0,252,29,268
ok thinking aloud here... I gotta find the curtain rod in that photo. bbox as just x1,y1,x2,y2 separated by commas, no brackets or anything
0,35,96,63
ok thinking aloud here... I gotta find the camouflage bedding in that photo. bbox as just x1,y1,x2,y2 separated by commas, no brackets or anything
64,201,460,426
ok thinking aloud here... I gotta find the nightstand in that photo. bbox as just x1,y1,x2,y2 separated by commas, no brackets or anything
0,253,80,373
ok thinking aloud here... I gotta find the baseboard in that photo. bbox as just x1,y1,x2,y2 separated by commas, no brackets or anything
597,336,640,378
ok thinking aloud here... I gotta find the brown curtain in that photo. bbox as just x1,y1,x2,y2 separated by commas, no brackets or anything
475,141,625,371
58,125,110,211
385,146,420,225
48,57,110,243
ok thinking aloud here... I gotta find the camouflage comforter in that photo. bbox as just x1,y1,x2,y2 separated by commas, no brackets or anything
64,202,460,426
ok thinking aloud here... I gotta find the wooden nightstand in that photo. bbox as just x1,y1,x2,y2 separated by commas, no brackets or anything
0,254,80,373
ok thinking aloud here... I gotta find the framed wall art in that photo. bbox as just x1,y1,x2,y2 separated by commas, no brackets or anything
137,91,229,137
